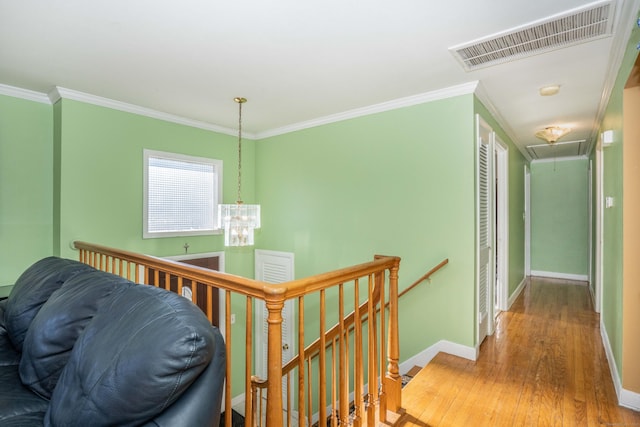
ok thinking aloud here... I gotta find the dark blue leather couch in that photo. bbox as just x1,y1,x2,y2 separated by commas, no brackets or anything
0,257,225,426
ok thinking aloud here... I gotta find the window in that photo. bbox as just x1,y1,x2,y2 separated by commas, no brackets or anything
143,149,222,238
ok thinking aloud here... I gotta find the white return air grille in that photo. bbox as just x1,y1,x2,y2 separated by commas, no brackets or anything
450,0,615,71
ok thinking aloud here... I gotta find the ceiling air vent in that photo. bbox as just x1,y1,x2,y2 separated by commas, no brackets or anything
526,140,588,160
450,0,615,71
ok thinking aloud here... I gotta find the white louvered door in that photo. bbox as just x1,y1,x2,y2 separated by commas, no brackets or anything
254,250,294,413
476,116,494,345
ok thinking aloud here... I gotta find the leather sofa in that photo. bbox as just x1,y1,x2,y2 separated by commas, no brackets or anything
0,256,225,426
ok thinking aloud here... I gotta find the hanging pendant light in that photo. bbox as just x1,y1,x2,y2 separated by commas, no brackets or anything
217,97,261,246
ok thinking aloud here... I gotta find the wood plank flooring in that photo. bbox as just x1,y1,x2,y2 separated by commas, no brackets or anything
400,277,640,426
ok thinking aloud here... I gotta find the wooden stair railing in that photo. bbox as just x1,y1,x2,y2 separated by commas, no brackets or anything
73,241,401,427
252,258,449,426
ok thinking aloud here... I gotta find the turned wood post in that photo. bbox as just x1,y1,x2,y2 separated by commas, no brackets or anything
265,289,285,426
385,258,402,412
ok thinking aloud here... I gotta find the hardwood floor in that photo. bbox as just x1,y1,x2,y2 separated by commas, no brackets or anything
400,277,640,426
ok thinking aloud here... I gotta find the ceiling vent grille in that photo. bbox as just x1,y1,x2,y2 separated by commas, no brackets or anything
450,0,615,71
526,140,588,160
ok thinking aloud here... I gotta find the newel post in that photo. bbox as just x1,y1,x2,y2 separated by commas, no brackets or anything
385,258,402,412
265,289,285,426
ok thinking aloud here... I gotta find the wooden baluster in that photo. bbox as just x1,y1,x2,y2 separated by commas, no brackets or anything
378,269,387,421
177,277,183,300
245,296,254,427
367,274,376,427
318,289,327,426
331,338,337,426
265,289,285,426
307,357,313,427
385,261,402,412
338,284,349,425
298,296,306,427
287,373,292,426
353,278,363,427
251,380,258,427
206,285,213,323
224,290,232,427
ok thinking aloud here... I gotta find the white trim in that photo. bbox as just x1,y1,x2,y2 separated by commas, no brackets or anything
508,277,527,309
473,82,527,161
165,251,226,272
600,318,640,411
143,149,223,239
1,82,480,141
0,83,50,104
399,340,477,375
48,86,245,138
530,270,589,281
495,137,509,312
255,82,479,139
530,155,589,164
595,139,604,313
524,165,531,276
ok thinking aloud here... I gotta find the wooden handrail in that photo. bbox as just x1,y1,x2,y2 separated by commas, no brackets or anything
278,258,449,377
398,258,448,300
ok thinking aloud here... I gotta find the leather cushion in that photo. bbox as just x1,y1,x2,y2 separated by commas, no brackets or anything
0,332,20,367
0,365,49,423
46,284,216,427
19,270,133,399
4,257,94,351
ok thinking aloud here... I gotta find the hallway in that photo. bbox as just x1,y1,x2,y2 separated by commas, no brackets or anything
400,277,640,426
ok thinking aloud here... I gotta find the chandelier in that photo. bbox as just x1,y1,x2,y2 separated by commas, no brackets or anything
217,97,261,246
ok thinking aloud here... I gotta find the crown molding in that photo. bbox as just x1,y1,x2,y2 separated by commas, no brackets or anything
48,86,248,138
0,83,50,104
472,81,533,162
3,81,503,142
255,81,480,139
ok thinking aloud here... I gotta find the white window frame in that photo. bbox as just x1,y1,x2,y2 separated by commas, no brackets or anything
143,149,223,238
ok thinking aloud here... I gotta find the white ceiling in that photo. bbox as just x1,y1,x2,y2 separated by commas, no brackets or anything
1,0,638,160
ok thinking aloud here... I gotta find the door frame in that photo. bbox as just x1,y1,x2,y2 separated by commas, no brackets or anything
476,115,495,343
524,165,531,277
494,137,509,312
594,139,604,313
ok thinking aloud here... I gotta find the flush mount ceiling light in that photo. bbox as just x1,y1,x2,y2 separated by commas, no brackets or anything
539,85,561,96
217,97,261,247
535,126,572,144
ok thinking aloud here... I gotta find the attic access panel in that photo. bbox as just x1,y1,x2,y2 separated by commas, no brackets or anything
450,0,615,71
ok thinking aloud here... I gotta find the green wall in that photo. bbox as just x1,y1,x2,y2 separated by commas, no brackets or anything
530,159,590,276
2,85,530,386
596,19,640,376
257,94,478,358
52,98,256,277
0,95,53,288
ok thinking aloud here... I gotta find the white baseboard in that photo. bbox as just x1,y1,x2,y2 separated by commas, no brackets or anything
530,270,588,282
600,318,640,411
507,277,527,309
400,340,477,375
